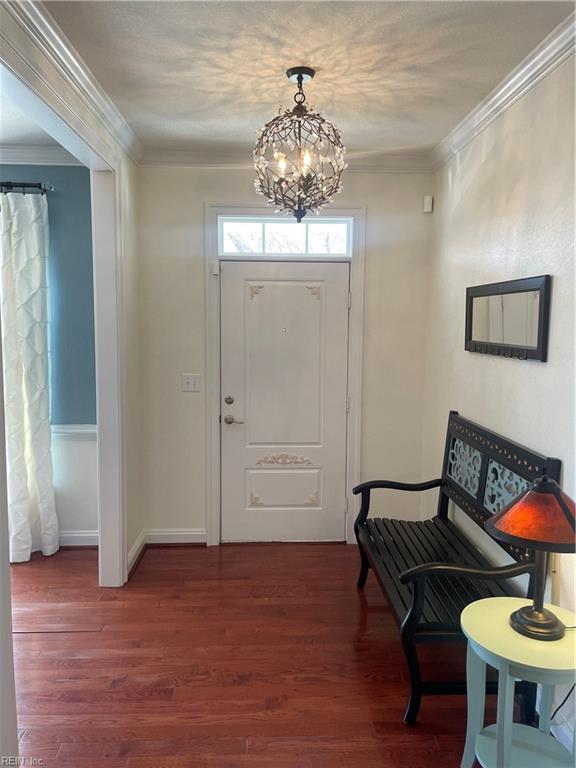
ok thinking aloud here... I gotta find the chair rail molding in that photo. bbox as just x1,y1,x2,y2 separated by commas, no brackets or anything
0,0,143,164
431,12,576,169
51,424,98,441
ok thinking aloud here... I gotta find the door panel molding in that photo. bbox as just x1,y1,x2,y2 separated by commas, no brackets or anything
204,205,366,545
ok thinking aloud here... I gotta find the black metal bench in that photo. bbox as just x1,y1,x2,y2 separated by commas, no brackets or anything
353,411,561,724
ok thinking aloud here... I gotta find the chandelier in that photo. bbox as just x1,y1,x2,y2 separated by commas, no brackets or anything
254,66,346,222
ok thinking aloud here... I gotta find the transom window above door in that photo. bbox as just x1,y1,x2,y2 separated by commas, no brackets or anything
218,216,353,258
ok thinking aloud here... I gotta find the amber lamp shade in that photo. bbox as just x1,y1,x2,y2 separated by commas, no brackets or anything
485,476,575,641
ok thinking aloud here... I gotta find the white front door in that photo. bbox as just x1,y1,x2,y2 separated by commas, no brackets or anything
221,261,350,542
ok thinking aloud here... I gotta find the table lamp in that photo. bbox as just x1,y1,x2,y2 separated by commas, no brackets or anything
485,476,575,641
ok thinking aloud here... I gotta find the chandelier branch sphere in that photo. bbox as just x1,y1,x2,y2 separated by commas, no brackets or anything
254,66,347,222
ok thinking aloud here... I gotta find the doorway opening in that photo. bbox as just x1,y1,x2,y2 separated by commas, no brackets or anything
0,67,125,588
205,206,365,546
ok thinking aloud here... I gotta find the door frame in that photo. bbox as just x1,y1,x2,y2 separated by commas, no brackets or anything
204,204,366,545
0,66,126,587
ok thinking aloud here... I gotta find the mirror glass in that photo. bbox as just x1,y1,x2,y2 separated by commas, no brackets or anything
471,291,540,347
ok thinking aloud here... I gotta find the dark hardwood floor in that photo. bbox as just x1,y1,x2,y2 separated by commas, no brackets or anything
10,544,484,767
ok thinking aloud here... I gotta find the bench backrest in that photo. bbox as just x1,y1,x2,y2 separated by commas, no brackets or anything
438,411,561,561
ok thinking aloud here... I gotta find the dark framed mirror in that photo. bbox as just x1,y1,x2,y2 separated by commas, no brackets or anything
465,275,551,361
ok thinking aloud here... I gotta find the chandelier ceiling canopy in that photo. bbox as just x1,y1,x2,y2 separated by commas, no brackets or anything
254,66,346,222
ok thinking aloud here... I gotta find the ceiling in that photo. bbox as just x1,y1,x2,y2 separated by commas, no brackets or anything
37,2,576,160
0,100,57,146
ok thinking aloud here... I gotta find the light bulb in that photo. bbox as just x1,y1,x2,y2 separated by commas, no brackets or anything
275,151,287,177
302,148,312,175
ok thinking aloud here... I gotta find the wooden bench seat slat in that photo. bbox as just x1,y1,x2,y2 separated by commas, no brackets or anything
373,519,447,626
365,520,439,625
412,521,496,606
382,519,459,627
397,521,481,623
363,521,413,619
353,411,560,724
433,518,515,598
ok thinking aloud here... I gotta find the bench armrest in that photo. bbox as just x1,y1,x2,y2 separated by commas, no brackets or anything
353,479,444,532
399,560,536,585
398,560,537,642
353,478,444,495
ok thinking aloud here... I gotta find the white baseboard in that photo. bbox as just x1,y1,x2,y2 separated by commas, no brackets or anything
145,528,207,545
59,530,98,546
127,528,147,573
126,528,207,574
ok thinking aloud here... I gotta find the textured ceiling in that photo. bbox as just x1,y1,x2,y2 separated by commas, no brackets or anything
46,1,573,158
0,100,57,146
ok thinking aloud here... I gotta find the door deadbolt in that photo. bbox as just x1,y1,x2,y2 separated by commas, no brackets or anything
224,395,235,404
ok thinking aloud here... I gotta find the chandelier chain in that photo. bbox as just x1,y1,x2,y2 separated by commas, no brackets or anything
294,75,306,105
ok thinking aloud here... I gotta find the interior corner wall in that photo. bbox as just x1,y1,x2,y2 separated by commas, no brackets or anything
135,166,433,536
420,57,575,604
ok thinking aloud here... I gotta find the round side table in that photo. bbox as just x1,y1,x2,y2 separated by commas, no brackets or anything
460,597,575,768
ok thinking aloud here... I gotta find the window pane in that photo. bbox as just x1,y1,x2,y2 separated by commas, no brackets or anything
264,222,306,254
307,222,348,254
222,221,263,253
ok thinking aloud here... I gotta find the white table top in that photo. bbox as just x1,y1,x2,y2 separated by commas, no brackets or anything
461,597,576,672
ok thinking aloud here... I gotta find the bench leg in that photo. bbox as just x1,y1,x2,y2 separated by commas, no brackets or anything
356,542,370,589
401,634,422,725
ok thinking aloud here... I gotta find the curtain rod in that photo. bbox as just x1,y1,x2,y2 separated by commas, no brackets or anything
0,182,54,195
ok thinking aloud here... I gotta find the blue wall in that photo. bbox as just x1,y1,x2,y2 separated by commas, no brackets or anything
0,165,96,424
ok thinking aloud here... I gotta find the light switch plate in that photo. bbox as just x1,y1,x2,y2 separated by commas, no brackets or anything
181,373,201,392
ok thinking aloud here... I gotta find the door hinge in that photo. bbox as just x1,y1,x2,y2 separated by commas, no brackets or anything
347,291,352,309
345,396,350,413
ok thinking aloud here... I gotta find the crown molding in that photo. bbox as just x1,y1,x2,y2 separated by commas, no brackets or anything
0,143,81,165
141,148,434,174
3,2,571,174
347,153,433,174
431,12,575,170
3,0,143,163
141,150,255,170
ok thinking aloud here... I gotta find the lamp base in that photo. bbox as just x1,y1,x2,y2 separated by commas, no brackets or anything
510,605,566,641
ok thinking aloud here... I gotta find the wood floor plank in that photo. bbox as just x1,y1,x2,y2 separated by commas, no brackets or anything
10,544,473,766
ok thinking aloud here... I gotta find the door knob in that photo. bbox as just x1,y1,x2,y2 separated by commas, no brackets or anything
224,415,244,425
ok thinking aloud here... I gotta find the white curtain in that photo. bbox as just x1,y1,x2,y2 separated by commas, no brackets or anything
0,193,58,562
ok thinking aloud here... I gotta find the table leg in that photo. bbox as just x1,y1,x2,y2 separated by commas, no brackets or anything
539,684,554,734
461,642,486,768
496,662,514,768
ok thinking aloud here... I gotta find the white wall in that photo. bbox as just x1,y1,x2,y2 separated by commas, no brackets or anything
136,167,433,535
421,57,574,745
52,428,98,543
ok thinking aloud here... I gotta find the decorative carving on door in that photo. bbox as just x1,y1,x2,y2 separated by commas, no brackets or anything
256,453,312,466
249,285,264,299
306,286,321,299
